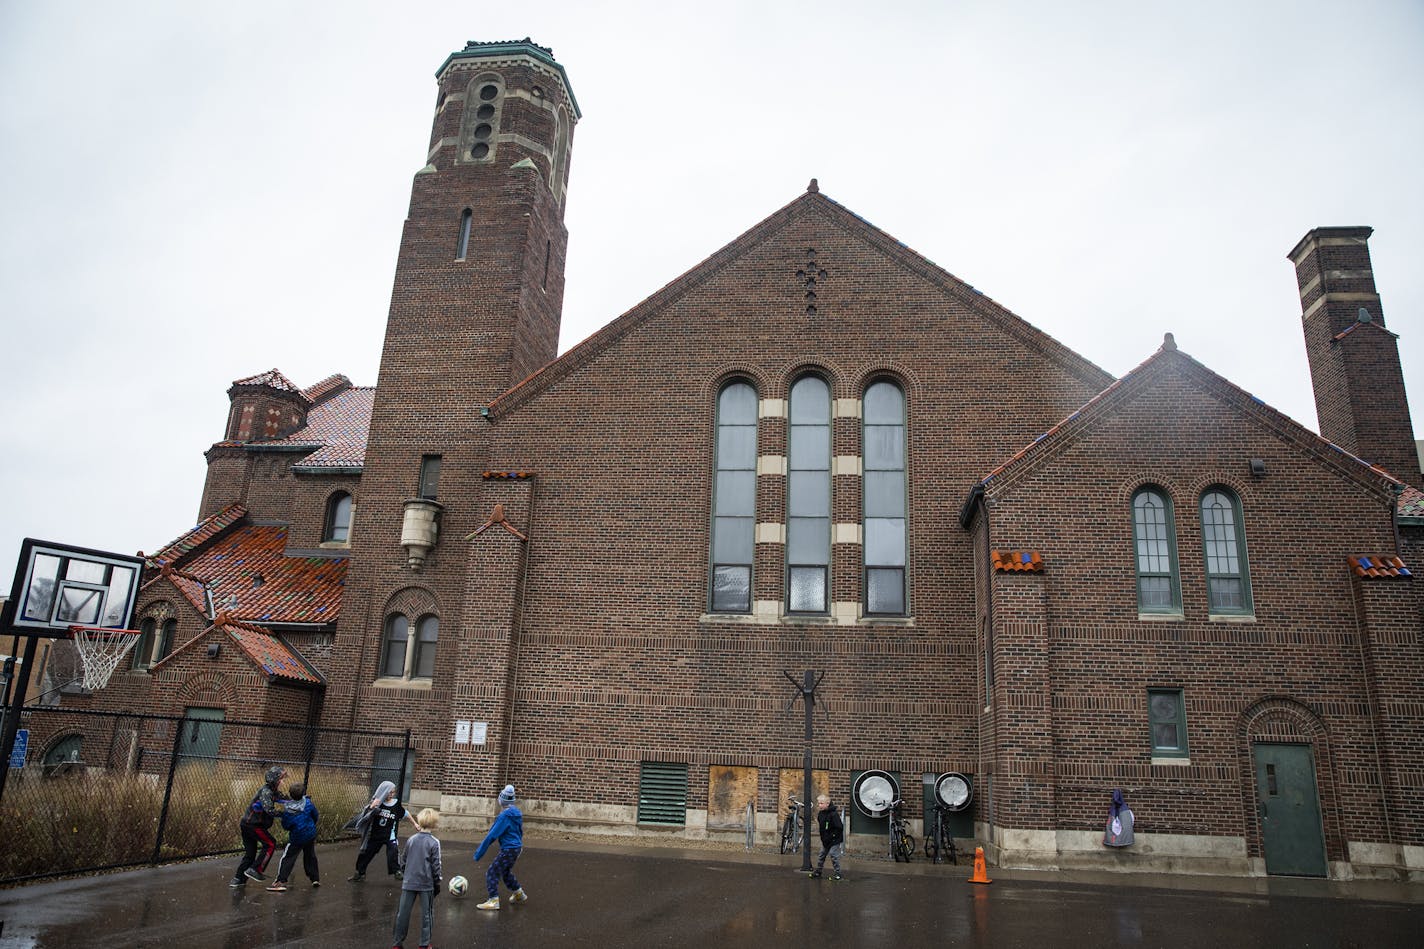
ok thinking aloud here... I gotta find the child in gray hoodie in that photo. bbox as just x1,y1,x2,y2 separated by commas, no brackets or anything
392,808,442,949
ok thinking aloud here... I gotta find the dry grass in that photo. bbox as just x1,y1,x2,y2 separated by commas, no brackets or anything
1,763,375,881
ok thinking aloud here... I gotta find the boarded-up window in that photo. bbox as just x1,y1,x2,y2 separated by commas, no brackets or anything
707,765,757,830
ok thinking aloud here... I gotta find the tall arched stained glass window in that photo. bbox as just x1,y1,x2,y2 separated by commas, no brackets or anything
1200,487,1252,614
710,381,757,612
787,376,831,613
1132,487,1179,612
863,380,906,615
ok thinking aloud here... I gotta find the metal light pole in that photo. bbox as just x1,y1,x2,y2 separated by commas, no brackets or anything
783,669,826,872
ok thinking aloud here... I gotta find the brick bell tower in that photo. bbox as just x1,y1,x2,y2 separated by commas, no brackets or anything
328,41,579,743
1290,226,1423,487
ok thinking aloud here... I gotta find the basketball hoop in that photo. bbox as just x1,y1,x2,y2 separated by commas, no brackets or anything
67,626,142,690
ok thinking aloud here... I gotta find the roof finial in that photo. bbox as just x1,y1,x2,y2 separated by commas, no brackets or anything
807,178,819,193
1162,332,1177,351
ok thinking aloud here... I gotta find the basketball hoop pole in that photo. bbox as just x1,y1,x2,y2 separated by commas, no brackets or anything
0,600,40,806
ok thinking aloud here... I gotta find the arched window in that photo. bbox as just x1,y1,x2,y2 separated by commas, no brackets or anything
787,376,831,613
380,614,409,678
132,617,156,671
325,492,353,544
863,380,906,615
157,618,178,662
710,381,757,612
43,734,83,775
1200,488,1251,614
412,615,438,679
1132,487,1179,612
455,209,472,260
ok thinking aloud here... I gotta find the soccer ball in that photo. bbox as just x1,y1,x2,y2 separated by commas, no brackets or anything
448,875,469,897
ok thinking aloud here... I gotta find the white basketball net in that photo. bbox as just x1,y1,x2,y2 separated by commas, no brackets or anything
69,626,142,690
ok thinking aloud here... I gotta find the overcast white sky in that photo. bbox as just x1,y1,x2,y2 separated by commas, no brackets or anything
1,1,1421,570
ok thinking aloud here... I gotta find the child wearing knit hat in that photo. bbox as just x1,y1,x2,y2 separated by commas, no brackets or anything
473,784,527,910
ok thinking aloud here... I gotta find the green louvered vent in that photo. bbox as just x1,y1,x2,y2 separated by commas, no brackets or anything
637,761,689,825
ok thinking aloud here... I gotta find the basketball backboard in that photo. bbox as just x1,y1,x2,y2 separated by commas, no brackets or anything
2,539,144,638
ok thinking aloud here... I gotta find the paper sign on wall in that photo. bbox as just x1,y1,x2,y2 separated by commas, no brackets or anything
454,720,471,744
470,721,487,745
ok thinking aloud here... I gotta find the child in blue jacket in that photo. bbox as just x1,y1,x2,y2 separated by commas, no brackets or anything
267,782,319,891
474,784,528,910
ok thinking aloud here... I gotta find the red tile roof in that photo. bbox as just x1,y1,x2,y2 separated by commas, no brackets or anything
233,368,302,393
148,503,247,569
183,525,346,625
219,619,324,685
1399,485,1424,519
264,386,375,470
301,373,353,405
1347,555,1412,579
992,549,1043,572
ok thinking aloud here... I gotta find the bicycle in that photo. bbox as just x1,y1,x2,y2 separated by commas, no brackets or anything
923,802,958,864
779,793,805,854
887,798,915,862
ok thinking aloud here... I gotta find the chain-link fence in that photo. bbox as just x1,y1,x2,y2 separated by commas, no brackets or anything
0,707,411,884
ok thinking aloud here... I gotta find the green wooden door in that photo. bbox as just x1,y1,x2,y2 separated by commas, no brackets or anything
181,707,225,764
1254,743,1326,877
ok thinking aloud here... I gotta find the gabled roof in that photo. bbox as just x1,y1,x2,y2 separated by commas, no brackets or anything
140,564,213,618
484,188,1113,419
259,386,374,471
183,525,346,625
151,618,324,687
147,503,248,569
220,619,324,685
232,368,303,395
961,335,1401,523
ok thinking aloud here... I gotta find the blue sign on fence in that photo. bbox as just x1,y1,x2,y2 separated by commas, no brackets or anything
9,728,28,769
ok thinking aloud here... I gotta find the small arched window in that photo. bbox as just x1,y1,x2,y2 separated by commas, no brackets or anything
325,492,353,544
1132,487,1180,613
863,380,906,615
380,615,409,678
710,381,758,613
1200,487,1252,614
132,618,156,670
157,618,178,662
787,375,831,613
412,615,438,679
456,209,472,260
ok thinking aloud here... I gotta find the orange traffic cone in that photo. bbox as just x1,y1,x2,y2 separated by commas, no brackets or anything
968,845,992,884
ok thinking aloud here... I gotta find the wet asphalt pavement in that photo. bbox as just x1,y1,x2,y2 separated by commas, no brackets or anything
0,838,1420,948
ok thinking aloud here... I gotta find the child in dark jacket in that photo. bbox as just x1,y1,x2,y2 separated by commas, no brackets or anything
473,783,528,910
809,794,845,880
349,780,420,882
392,808,442,949
230,765,287,886
267,782,319,891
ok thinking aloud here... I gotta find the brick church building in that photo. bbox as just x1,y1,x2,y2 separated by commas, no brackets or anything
35,39,1423,879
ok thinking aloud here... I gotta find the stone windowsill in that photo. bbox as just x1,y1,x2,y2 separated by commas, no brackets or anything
1152,756,1191,767
1138,611,1185,622
1208,613,1256,624
372,676,433,691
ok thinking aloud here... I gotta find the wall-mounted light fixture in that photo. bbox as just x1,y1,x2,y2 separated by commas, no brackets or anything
1248,458,1267,478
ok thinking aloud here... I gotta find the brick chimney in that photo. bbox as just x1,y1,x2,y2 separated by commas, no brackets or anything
1289,227,1422,486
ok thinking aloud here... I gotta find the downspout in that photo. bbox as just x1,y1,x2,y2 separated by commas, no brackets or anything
500,475,536,787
